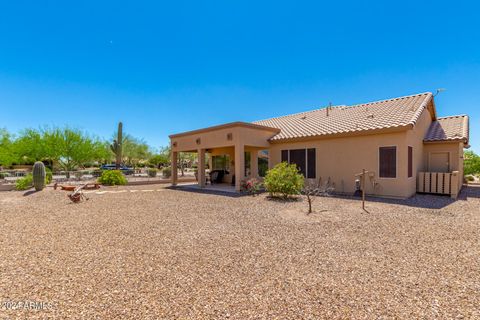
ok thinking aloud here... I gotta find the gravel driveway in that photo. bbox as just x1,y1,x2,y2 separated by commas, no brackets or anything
0,185,479,319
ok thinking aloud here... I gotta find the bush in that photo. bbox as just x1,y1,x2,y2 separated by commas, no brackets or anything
98,170,127,186
241,178,263,195
46,167,53,184
162,167,172,178
264,162,304,198
16,174,33,190
147,168,158,177
0,172,10,179
465,175,475,182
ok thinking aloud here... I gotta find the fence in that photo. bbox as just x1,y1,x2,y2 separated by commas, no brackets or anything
417,171,460,199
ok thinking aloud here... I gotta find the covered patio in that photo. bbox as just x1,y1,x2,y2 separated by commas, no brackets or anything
169,122,279,191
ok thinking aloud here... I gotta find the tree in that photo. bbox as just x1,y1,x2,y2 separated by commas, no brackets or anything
179,152,196,176
122,135,152,168
13,128,46,163
54,128,107,172
303,178,335,214
464,150,480,175
0,128,17,167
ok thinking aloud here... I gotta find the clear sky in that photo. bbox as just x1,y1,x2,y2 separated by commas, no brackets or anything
0,1,478,152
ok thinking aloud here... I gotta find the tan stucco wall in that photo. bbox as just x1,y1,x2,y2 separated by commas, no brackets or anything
269,131,414,198
171,125,275,152
405,106,433,196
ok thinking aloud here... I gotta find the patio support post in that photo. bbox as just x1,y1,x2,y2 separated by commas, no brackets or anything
234,143,245,191
250,150,258,178
171,151,178,186
198,148,206,188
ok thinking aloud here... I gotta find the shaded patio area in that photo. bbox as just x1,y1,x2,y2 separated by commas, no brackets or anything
172,182,238,195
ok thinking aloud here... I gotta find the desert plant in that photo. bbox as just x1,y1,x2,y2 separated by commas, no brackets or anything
15,174,33,190
110,122,123,170
45,167,52,184
303,177,335,214
0,172,10,179
465,175,475,182
98,170,127,186
264,162,304,198
32,161,46,191
147,168,158,177
162,166,172,178
241,178,263,195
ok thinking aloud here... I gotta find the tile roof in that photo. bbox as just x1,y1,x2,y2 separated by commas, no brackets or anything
253,92,434,141
424,115,469,144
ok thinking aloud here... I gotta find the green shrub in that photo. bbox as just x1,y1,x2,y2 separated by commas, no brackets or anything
147,168,158,177
16,174,33,190
465,175,475,182
46,167,53,184
162,167,172,178
264,162,304,198
0,172,10,179
98,170,127,186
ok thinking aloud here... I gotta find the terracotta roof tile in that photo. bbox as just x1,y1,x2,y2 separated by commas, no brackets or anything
253,92,433,141
424,115,469,144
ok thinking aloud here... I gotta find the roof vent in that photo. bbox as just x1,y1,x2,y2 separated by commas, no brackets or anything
367,114,374,119
300,115,307,120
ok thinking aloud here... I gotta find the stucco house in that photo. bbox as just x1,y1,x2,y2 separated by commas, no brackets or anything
169,92,470,198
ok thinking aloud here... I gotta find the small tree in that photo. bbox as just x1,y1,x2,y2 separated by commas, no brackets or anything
264,162,304,199
464,150,480,176
303,178,335,214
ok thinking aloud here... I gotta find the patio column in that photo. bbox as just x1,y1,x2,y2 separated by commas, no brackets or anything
198,148,206,188
234,143,245,191
171,151,178,186
250,150,258,178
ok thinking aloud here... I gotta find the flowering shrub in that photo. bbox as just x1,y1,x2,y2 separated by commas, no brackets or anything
241,178,263,195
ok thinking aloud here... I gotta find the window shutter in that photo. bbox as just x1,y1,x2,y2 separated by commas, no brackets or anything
379,147,396,178
307,148,316,179
408,146,413,178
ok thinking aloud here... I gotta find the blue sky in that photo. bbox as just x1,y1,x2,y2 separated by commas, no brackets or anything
0,1,479,152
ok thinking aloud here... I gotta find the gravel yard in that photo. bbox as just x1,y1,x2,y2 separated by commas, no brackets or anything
0,185,479,319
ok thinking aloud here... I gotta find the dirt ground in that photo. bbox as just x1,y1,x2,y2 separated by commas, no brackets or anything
0,185,479,319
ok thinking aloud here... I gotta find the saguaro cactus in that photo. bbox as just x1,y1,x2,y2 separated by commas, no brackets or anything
110,122,123,169
32,161,46,191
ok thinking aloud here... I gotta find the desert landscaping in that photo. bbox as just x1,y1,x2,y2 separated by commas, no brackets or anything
1,185,479,319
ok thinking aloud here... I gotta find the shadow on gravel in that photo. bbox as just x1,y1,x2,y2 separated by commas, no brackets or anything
265,196,302,203
165,186,246,198
23,190,38,197
331,185,478,209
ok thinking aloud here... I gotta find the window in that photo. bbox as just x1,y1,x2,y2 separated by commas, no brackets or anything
408,146,413,178
307,148,316,179
258,150,269,177
379,146,397,178
212,155,230,171
280,148,316,178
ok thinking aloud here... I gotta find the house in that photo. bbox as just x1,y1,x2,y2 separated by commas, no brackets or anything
169,92,470,198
